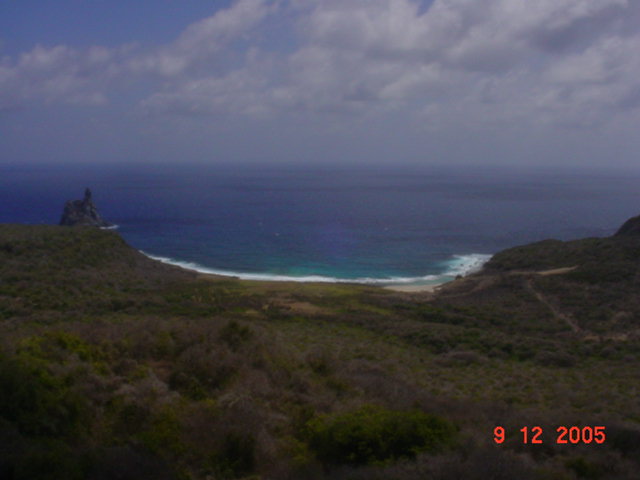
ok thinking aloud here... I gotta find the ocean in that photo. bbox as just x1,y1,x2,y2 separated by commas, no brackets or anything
2,163,640,286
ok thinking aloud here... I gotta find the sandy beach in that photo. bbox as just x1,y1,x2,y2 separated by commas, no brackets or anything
194,266,449,293
383,283,445,293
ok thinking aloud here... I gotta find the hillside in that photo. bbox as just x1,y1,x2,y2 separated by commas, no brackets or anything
1,224,639,480
435,233,640,338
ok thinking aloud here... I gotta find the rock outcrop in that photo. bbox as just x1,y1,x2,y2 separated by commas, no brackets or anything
614,215,640,237
59,188,113,227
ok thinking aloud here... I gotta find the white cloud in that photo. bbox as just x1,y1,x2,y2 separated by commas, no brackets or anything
141,65,272,117
265,0,640,129
1,0,639,135
129,0,271,77
0,0,272,108
0,44,118,108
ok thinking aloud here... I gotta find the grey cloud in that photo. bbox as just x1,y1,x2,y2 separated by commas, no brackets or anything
433,0,634,71
270,0,640,126
544,35,640,112
1,0,640,134
140,66,272,117
526,1,634,53
0,44,120,107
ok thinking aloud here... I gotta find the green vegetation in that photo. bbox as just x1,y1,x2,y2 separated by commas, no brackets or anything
0,224,639,479
306,405,456,465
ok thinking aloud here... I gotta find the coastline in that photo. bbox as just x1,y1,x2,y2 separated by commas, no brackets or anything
141,250,489,289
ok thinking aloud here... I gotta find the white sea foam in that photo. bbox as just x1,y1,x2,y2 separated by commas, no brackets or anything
441,254,493,277
142,252,492,286
100,224,119,230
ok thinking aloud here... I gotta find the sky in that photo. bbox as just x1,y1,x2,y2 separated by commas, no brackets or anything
1,0,640,168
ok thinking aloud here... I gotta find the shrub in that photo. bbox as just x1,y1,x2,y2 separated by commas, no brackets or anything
306,404,456,466
437,350,486,366
425,447,538,480
218,320,253,351
138,406,185,456
0,355,86,437
534,350,576,368
565,457,604,480
306,347,336,376
609,426,640,460
209,432,256,479
168,344,236,399
85,446,177,480
12,439,83,480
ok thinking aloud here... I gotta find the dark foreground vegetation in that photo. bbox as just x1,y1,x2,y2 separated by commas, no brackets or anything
0,224,639,479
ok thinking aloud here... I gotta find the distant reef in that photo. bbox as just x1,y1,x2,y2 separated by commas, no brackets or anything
59,188,113,227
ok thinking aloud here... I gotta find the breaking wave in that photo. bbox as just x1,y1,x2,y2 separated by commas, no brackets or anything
142,252,492,286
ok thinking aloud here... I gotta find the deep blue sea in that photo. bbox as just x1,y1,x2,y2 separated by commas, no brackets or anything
2,163,640,285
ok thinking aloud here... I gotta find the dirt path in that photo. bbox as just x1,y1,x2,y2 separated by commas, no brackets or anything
525,278,581,333
536,266,578,276
508,266,578,277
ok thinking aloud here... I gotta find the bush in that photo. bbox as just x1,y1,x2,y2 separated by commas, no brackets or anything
85,446,177,480
12,439,83,480
168,344,236,399
535,350,576,368
18,331,106,368
437,350,486,366
609,426,640,460
0,355,86,437
565,457,604,479
426,447,538,480
218,320,253,351
306,405,456,466
209,432,256,479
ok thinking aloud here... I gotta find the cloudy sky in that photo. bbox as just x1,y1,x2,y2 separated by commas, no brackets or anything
1,0,639,167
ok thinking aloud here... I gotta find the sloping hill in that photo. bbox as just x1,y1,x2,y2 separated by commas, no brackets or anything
434,233,640,339
0,224,196,322
614,214,640,236
1,224,639,480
